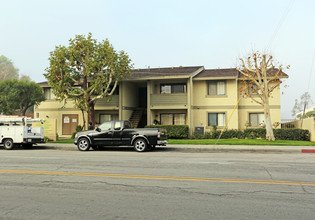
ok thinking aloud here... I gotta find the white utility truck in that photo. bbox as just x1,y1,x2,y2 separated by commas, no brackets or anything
0,116,45,150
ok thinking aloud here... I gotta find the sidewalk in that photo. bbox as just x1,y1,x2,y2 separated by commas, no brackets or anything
39,143,315,153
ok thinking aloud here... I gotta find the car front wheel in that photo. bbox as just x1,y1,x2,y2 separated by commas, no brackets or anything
134,138,148,152
77,138,90,151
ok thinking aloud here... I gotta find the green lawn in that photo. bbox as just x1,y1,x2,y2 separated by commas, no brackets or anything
51,138,315,146
51,139,74,144
168,139,315,146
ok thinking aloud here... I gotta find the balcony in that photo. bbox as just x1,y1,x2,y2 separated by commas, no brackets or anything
95,95,119,109
150,94,187,108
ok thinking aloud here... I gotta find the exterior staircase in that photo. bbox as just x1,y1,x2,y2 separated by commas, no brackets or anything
129,109,144,128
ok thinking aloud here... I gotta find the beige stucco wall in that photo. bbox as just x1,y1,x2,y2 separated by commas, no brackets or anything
191,79,239,132
121,81,139,120
36,77,283,138
191,79,282,132
238,108,281,129
295,117,315,142
35,100,82,138
35,98,121,139
238,82,281,129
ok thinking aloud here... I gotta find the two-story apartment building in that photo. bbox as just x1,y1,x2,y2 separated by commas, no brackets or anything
35,66,286,139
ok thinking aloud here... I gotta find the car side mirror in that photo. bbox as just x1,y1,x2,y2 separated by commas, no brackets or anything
96,127,101,132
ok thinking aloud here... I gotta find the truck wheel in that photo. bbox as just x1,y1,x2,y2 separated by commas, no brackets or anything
134,138,148,152
77,138,90,151
4,139,15,150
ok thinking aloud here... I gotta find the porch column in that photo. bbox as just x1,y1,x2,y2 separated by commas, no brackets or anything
147,80,151,126
187,77,193,137
119,81,123,120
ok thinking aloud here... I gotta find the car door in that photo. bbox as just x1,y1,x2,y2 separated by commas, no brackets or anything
92,121,113,146
112,121,123,145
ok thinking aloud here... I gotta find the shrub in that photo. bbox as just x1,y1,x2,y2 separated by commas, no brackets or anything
274,129,310,141
146,125,189,139
243,128,266,139
71,125,83,139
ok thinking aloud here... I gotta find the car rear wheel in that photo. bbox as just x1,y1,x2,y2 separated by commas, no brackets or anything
4,139,15,150
77,138,90,151
134,138,148,152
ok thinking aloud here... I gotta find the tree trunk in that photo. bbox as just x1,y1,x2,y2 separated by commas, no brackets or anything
21,107,27,116
264,98,275,141
81,109,86,130
87,102,95,126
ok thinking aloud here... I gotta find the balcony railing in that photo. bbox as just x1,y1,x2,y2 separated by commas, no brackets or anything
95,95,119,108
150,94,187,106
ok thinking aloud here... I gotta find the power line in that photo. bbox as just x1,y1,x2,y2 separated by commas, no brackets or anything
267,0,295,49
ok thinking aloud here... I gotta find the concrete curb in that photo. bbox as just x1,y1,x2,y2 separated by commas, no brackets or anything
37,143,315,153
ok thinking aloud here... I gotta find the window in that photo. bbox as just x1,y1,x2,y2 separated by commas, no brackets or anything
160,84,186,94
103,85,119,95
207,81,226,95
98,121,112,131
99,114,119,124
124,121,133,129
208,113,225,127
43,88,56,100
246,82,262,95
160,113,186,125
249,113,265,127
114,121,121,130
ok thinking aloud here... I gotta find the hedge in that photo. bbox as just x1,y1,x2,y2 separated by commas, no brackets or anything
194,128,310,141
274,129,310,141
146,125,310,141
145,125,189,139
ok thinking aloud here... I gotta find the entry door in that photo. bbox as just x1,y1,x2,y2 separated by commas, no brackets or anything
62,114,78,135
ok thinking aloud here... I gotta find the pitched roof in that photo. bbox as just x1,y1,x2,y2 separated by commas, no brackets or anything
128,66,204,79
37,81,49,87
195,68,238,79
195,68,288,79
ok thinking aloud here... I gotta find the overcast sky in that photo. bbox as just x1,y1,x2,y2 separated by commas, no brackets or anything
1,0,314,118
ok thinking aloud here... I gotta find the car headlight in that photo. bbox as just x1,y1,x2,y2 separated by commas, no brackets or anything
75,134,78,138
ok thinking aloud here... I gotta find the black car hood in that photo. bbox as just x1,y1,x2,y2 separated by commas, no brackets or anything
76,130,99,136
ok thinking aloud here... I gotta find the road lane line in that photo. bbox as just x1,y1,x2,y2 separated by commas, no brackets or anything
1,170,315,186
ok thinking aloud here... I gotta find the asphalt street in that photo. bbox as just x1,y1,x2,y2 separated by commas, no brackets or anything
1,146,315,219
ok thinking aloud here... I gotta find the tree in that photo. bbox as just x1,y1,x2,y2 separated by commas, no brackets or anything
20,74,31,81
291,92,313,117
0,79,45,115
0,55,19,81
237,52,289,141
44,33,132,126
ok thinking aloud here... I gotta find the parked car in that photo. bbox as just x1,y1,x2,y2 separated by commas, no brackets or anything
74,120,167,152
